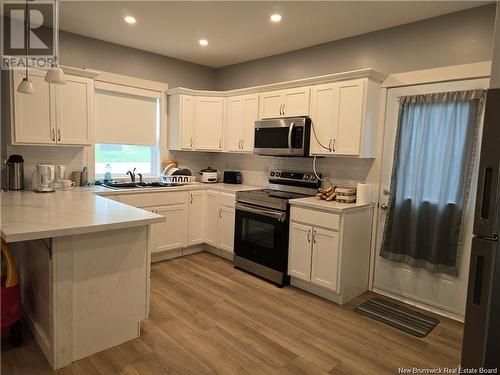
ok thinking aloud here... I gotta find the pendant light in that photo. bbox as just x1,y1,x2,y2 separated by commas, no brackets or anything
17,0,35,94
44,0,65,85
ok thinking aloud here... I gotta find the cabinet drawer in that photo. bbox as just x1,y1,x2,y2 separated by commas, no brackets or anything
119,191,187,208
218,192,235,208
290,206,340,231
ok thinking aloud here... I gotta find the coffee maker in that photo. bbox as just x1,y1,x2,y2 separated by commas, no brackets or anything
32,165,55,193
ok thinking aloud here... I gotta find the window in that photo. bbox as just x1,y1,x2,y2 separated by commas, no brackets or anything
95,144,158,177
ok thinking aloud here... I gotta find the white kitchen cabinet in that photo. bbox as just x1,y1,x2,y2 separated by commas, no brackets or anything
168,94,196,150
11,70,94,146
187,190,205,246
218,206,235,253
288,222,313,281
195,96,224,151
55,75,94,145
288,203,373,304
310,227,340,291
309,78,380,157
224,94,259,152
205,191,219,247
151,205,187,253
259,87,310,119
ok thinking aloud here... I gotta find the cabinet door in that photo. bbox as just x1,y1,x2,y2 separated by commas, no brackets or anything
333,80,364,156
12,70,55,144
309,83,337,155
153,205,187,253
218,206,235,253
205,191,219,247
55,75,93,145
180,95,195,149
224,96,244,152
187,191,205,246
288,222,313,281
259,91,283,119
242,94,259,152
311,227,340,292
283,87,310,117
195,97,224,151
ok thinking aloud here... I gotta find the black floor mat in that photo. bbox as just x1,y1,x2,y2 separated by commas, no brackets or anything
354,297,440,338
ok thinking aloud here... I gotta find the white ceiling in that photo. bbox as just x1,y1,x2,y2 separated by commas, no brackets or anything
58,1,491,68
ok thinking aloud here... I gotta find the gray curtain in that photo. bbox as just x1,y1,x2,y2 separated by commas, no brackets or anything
380,89,486,276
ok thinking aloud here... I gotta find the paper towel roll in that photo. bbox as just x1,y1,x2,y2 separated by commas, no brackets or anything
356,183,371,205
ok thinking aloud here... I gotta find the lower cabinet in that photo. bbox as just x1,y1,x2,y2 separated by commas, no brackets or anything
288,204,373,304
151,205,187,253
187,190,205,246
205,191,236,256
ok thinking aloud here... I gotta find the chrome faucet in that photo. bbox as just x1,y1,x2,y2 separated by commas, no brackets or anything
126,168,136,183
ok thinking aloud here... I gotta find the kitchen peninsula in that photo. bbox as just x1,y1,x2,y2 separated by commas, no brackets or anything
1,189,164,369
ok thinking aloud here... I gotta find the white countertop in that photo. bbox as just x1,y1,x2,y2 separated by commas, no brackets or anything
289,197,375,213
1,183,261,243
1,189,165,243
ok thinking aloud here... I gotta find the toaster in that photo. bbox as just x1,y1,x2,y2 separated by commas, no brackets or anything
223,171,242,184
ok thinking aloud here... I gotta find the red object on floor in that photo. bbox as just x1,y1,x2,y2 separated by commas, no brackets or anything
1,284,21,339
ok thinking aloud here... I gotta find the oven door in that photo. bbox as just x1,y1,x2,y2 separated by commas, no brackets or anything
234,202,289,272
254,120,307,156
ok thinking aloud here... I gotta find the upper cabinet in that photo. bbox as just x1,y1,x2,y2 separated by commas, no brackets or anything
11,70,94,146
167,69,385,155
168,94,224,151
310,78,380,158
224,94,259,152
259,87,310,119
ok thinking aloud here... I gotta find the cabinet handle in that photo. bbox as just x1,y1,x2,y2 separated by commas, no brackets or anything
282,104,285,116
332,139,336,152
313,229,317,244
328,139,332,152
190,137,193,148
219,208,222,218
239,140,241,149
219,139,222,149
57,129,61,142
307,230,311,243
51,129,56,142
190,193,193,204
241,139,244,149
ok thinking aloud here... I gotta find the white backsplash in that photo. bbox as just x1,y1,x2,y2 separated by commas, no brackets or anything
5,145,88,187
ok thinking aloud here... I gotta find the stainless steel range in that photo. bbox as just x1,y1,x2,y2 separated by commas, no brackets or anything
234,170,321,286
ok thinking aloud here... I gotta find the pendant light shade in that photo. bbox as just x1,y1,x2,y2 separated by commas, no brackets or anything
44,65,66,84
17,77,35,95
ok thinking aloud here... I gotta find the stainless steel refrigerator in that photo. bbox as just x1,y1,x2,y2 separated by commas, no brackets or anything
462,88,500,369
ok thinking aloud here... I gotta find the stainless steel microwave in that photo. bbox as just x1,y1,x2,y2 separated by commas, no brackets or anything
253,117,311,157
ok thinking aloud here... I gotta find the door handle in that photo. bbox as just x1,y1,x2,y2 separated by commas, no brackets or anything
288,122,295,149
472,255,485,305
380,203,388,210
479,167,493,220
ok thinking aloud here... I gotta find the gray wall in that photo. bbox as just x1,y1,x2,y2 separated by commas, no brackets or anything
214,4,496,90
490,3,500,88
60,31,215,90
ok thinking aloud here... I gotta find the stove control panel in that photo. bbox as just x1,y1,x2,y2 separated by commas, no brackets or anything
268,170,321,188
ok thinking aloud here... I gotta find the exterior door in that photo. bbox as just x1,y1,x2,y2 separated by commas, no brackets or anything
55,75,93,145
187,191,205,246
13,70,55,144
311,227,340,291
195,97,224,150
218,206,235,253
180,95,195,149
205,191,219,247
153,205,187,253
288,222,312,281
373,78,489,317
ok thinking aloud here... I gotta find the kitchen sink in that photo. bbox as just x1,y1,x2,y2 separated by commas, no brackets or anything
102,181,183,190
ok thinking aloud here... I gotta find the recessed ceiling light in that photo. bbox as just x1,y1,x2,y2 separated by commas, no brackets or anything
199,39,208,46
270,14,282,23
124,15,136,24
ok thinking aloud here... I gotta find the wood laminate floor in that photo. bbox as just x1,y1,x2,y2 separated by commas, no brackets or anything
1,252,463,375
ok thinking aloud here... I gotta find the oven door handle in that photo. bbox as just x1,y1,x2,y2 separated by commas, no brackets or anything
236,202,287,221
288,122,295,149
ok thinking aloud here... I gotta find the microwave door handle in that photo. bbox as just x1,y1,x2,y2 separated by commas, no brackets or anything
288,122,295,149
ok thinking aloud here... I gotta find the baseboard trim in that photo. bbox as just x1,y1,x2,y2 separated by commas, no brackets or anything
23,308,53,368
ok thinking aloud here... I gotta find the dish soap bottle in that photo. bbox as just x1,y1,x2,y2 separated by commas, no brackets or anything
104,164,112,182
